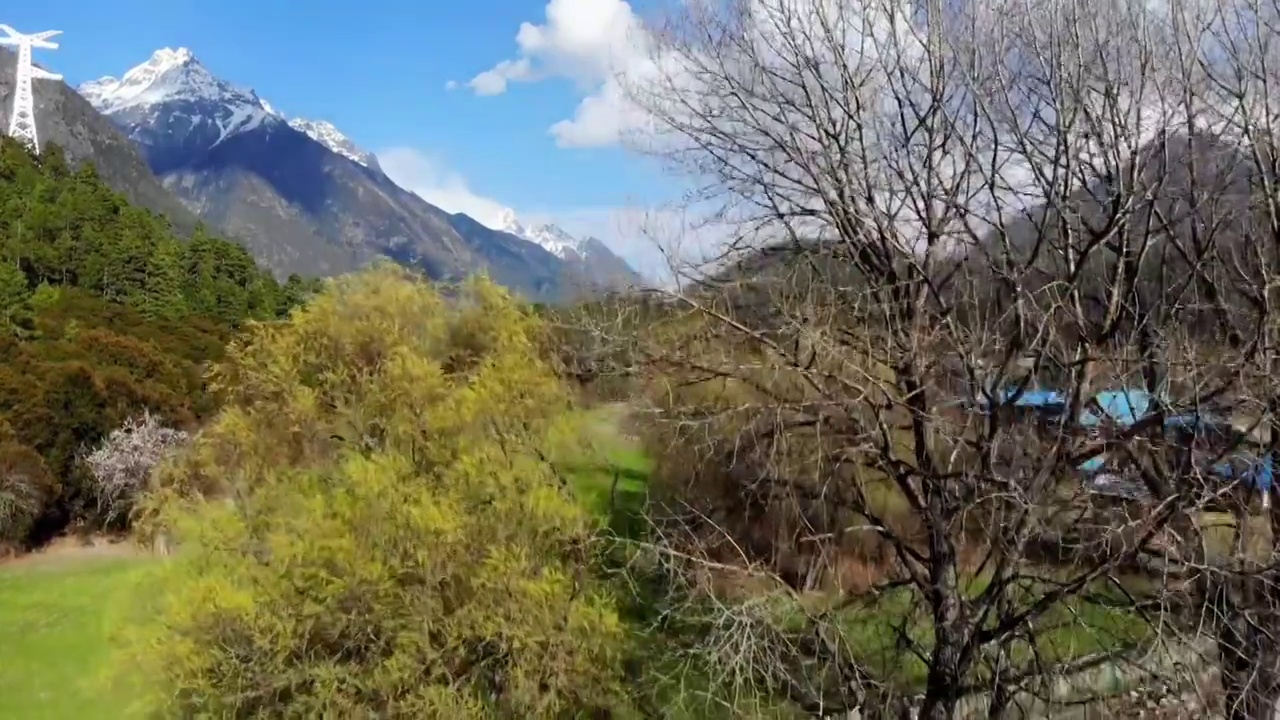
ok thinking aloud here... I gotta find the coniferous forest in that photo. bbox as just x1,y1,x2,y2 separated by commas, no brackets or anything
0,138,318,546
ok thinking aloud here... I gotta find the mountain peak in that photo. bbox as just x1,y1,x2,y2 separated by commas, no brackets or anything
259,98,282,117
78,47,283,152
151,47,197,68
525,222,579,257
79,46,240,112
496,208,524,236
79,47,384,176
491,210,580,258
491,212,642,286
80,47,260,112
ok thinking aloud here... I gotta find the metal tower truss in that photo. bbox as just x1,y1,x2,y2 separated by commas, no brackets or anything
0,25,62,154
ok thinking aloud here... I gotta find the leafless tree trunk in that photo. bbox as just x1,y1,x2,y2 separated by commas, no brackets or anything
599,0,1280,716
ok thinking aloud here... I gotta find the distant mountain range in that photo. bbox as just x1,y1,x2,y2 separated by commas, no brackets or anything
2,45,641,301
494,209,640,290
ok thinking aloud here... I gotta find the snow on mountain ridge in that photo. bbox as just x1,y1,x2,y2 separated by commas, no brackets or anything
490,209,641,285
287,118,376,168
525,223,579,257
259,98,282,117
496,208,523,236
493,209,583,258
78,47,280,147
80,47,259,112
78,48,376,167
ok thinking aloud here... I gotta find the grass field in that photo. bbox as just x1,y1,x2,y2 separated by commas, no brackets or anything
0,551,153,719
551,403,653,532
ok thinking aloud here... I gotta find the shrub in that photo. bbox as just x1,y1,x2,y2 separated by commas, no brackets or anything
0,439,54,546
84,411,188,526
129,265,632,718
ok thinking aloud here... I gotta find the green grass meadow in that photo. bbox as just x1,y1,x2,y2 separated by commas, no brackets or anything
0,556,154,719
552,405,652,533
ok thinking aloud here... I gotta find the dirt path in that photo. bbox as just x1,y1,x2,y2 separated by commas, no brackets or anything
0,535,149,571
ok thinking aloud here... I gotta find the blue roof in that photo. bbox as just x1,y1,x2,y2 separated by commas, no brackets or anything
978,385,1242,433
981,386,1177,426
1212,454,1275,491
1011,389,1066,408
971,384,1273,492
1163,412,1221,429
1078,452,1273,490
1079,388,1166,427
1078,455,1107,473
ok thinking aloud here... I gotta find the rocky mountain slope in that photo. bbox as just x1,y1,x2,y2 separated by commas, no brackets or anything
77,48,615,300
0,48,203,236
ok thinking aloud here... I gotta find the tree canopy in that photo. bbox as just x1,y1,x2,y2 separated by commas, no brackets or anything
0,139,318,546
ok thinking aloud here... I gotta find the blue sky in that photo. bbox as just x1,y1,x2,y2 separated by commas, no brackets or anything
7,0,685,275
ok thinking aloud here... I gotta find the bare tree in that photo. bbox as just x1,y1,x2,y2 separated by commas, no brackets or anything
1170,0,1280,715
84,411,188,526
601,0,1280,717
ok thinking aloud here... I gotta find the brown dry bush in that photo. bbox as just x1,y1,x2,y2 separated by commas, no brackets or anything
0,440,54,547
629,290,925,595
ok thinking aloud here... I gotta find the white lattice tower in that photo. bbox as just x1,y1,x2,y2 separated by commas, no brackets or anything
0,25,62,154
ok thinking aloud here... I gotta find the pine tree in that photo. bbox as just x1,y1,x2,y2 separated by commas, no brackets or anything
141,238,186,320
0,261,32,332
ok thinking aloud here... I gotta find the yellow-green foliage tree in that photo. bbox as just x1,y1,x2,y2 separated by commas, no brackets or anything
130,264,630,718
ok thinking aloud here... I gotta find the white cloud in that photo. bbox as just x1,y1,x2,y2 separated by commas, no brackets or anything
462,0,950,257
459,0,1280,277
464,0,935,150
465,0,657,148
376,147,511,229
469,58,536,96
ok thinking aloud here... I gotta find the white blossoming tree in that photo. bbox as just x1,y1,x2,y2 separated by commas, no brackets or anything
84,411,188,526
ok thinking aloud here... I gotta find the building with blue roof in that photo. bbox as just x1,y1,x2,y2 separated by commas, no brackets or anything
974,383,1274,500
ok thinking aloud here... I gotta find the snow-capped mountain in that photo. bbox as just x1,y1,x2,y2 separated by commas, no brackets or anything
80,47,380,172
77,48,385,178
80,47,270,117
497,209,578,258
495,209,641,286
287,118,379,170
0,47,204,236
75,47,577,299
78,48,283,170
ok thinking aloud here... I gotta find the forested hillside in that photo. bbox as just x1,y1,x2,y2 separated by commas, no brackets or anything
0,138,318,547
